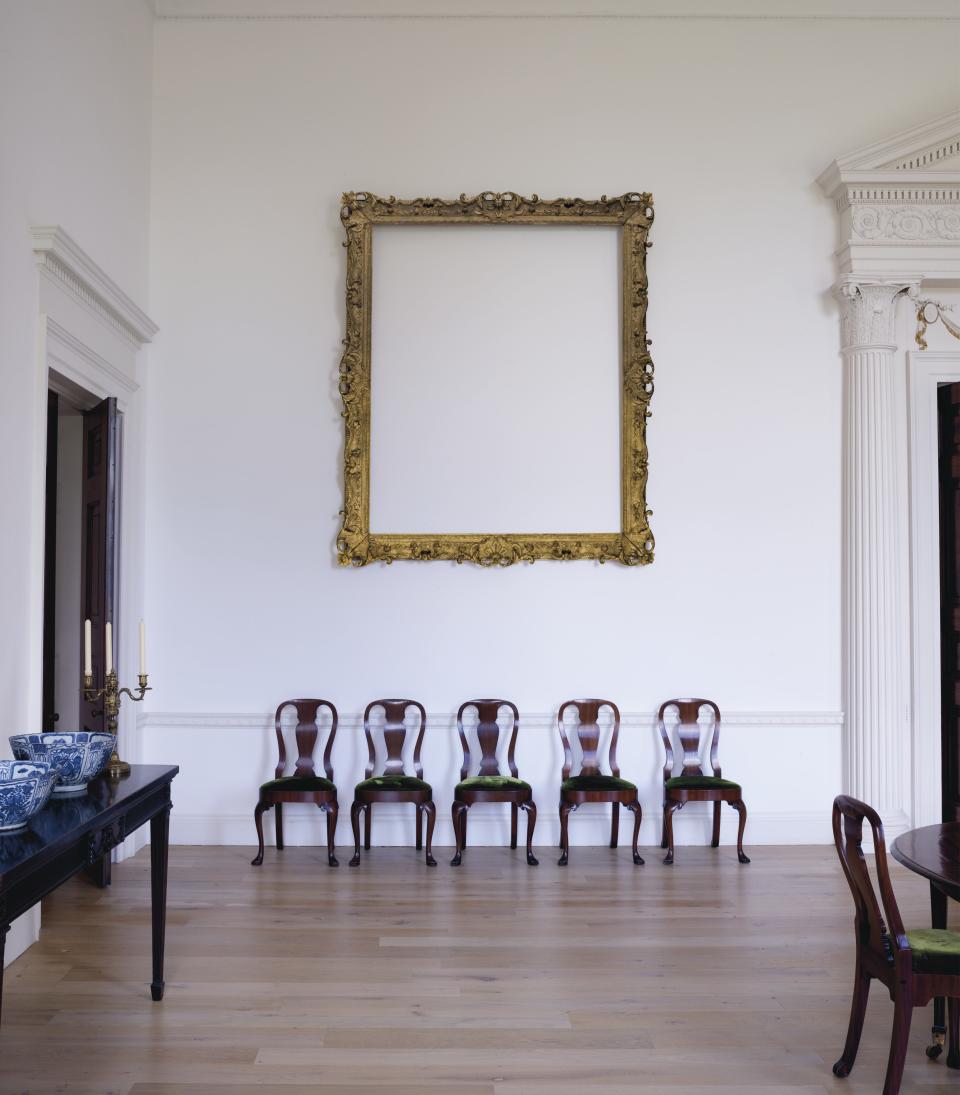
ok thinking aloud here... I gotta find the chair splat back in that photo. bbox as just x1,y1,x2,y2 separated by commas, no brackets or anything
274,698,337,781
557,699,621,781
457,699,520,781
657,698,721,780
832,795,909,966
363,699,427,780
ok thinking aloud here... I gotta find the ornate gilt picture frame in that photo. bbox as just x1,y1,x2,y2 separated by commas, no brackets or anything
336,191,655,567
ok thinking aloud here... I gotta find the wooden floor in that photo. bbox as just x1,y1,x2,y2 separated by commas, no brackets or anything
3,842,960,1093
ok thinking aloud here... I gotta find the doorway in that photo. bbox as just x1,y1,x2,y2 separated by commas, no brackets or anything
42,384,120,737
940,383,960,822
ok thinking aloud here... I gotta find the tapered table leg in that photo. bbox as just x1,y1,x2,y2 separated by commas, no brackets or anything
930,882,947,1059
0,922,8,1029
150,803,171,1002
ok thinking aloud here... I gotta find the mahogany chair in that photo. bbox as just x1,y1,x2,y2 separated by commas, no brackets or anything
252,698,339,867
832,795,960,1094
658,698,748,865
557,699,643,867
349,699,437,867
450,699,538,867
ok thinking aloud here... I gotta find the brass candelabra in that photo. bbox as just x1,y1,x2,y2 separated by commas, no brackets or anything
83,669,151,779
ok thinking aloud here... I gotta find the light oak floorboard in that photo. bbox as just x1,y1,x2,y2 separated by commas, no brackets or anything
2,844,959,1092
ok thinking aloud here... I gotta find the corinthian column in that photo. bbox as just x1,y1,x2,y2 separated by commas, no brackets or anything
839,275,920,828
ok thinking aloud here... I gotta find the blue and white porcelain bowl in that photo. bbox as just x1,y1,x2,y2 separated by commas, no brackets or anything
9,732,116,795
0,761,57,832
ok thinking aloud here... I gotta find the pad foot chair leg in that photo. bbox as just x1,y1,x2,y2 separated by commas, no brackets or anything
522,800,538,865
663,803,678,865
422,801,437,866
324,801,339,867
558,802,572,866
251,801,267,866
627,800,644,865
881,994,913,1095
731,799,750,863
450,802,467,866
349,801,363,867
832,965,870,1078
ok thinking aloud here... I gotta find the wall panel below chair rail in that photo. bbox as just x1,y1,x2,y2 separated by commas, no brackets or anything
138,709,842,847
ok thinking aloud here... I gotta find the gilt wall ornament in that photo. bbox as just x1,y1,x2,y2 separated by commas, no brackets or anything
336,191,655,567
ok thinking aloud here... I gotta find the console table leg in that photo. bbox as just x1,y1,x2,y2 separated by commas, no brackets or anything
0,922,8,1029
150,804,171,1002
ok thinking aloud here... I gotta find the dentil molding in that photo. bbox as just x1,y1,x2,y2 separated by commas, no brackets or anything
31,226,158,349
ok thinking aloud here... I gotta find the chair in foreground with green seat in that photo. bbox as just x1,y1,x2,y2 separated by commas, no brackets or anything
557,698,643,867
349,698,436,867
252,698,339,867
832,795,960,1094
657,697,748,865
450,699,537,867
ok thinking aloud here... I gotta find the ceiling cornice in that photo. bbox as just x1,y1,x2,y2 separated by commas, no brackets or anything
152,0,960,18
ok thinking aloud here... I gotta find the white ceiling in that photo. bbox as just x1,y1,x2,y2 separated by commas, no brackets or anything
151,0,960,18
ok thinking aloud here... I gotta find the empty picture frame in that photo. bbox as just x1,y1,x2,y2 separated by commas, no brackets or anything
336,191,655,567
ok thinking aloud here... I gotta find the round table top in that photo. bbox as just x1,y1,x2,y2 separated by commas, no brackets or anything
892,822,960,894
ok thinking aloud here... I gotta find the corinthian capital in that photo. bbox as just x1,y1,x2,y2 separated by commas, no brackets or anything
837,275,922,350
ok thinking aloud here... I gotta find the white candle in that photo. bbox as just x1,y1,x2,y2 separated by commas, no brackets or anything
84,619,92,677
139,620,146,676
105,621,113,676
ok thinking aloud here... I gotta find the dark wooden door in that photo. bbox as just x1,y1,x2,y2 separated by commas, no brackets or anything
42,391,59,732
80,397,119,733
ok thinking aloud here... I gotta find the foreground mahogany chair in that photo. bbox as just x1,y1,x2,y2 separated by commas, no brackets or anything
557,699,643,867
350,699,436,867
658,698,748,865
450,699,538,867
832,795,960,1094
252,698,339,867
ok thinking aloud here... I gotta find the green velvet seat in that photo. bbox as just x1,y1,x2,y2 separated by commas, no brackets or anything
260,775,336,794
356,775,431,792
907,928,960,975
562,774,636,793
665,774,740,791
456,776,531,793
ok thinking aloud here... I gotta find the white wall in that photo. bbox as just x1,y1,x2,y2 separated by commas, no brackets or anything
145,13,958,849
0,0,154,964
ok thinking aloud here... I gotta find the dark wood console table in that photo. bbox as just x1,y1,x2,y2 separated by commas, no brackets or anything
0,763,178,1027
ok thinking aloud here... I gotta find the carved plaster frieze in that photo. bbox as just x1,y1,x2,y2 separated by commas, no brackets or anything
852,205,960,242
837,277,921,349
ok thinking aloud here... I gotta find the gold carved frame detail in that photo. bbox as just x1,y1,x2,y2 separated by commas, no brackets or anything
336,191,655,567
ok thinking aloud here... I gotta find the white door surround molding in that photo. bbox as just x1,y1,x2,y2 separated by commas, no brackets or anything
30,227,157,855
819,110,960,833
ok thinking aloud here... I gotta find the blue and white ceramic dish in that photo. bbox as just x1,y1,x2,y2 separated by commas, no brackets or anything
0,761,57,832
9,732,116,795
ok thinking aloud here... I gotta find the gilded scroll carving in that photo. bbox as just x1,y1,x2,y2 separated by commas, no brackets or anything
336,192,655,567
